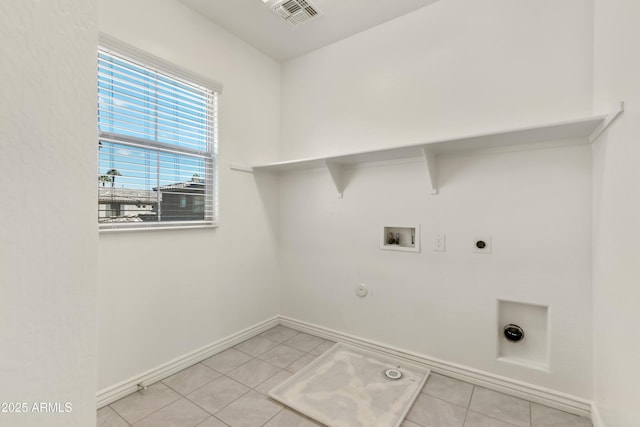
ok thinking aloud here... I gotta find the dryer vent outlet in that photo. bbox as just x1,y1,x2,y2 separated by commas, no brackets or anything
503,324,525,342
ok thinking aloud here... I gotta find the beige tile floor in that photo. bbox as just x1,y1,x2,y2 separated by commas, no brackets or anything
98,326,593,427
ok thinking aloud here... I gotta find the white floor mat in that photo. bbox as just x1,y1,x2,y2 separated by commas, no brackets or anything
269,343,430,427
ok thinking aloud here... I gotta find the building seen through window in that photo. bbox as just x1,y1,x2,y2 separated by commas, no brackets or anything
97,41,218,230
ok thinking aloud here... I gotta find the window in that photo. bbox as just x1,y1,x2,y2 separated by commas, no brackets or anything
97,35,222,230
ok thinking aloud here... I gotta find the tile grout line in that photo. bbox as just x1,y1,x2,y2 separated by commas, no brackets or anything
218,416,232,427
159,363,220,396
201,375,253,414
260,406,285,427
163,365,227,400
465,409,521,427
462,384,478,427
176,361,260,425
196,414,231,427
419,389,475,409
207,363,290,422
258,347,308,371
468,385,533,427
111,388,182,426
101,405,132,427
232,338,280,358
189,377,252,422
461,384,475,426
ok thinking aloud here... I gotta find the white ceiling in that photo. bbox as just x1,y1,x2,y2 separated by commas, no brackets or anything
178,0,439,61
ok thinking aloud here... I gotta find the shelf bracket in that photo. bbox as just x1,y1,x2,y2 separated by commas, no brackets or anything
590,101,625,144
422,148,438,195
229,163,254,173
324,160,344,198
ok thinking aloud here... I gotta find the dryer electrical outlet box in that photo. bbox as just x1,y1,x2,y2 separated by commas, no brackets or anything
473,236,491,254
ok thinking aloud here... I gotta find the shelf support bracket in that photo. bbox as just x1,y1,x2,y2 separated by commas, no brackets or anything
590,101,625,144
422,148,438,195
229,163,254,173
324,160,344,198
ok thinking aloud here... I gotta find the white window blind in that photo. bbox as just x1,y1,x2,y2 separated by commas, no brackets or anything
97,36,221,231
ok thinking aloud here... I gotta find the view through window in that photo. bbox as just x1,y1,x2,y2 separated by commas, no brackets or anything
97,44,218,230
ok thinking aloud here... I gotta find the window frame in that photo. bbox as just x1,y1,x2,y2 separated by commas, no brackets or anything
97,34,222,232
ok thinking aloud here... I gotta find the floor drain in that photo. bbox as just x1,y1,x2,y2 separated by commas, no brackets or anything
384,368,402,380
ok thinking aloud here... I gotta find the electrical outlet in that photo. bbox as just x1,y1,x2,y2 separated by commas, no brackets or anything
473,236,492,254
434,233,446,252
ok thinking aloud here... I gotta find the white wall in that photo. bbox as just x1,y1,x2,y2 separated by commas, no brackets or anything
592,1,640,426
281,0,593,160
0,1,98,427
279,0,595,396
279,144,593,396
97,0,281,390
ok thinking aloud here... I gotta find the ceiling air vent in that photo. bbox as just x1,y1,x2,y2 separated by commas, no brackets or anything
271,0,321,26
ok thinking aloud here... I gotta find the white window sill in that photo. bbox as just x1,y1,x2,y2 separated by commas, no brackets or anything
99,222,218,233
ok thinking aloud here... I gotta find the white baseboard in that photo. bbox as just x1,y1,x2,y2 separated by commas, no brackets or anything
591,403,605,427
96,316,279,408
279,316,593,418
96,314,597,422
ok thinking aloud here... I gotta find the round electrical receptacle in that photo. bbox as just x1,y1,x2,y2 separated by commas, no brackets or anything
355,284,368,297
